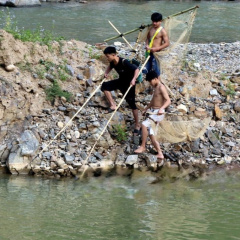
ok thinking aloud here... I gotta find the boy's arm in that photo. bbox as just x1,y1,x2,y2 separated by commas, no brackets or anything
159,28,170,51
104,65,112,78
130,68,140,86
142,98,153,115
158,85,171,115
122,59,139,86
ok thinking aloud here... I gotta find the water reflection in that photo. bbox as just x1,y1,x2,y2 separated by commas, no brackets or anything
0,172,240,240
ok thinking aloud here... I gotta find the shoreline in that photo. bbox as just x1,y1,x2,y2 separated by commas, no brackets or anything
0,30,239,180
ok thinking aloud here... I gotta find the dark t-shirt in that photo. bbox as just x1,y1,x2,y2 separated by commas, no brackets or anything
110,57,137,82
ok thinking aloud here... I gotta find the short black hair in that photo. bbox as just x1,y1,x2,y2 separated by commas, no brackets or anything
146,70,159,82
151,12,162,22
103,46,117,54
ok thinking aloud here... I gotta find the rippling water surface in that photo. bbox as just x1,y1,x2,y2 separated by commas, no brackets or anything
1,1,240,43
0,171,240,240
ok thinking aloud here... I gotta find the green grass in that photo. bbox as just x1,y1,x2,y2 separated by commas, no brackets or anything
38,60,70,81
16,62,33,72
35,66,46,79
45,80,72,103
58,69,69,81
112,124,128,142
225,82,235,97
87,45,101,59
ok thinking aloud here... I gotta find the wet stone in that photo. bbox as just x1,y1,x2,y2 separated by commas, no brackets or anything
145,155,158,167
125,155,138,165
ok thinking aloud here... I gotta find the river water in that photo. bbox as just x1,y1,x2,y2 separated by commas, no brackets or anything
1,1,240,239
0,171,240,239
1,1,240,43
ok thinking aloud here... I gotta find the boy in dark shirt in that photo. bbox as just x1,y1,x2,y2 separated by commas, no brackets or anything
101,46,140,133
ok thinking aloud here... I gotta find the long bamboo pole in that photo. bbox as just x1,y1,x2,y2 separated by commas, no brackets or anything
165,5,199,19
104,24,150,42
80,55,151,179
104,5,199,42
31,78,107,162
108,20,135,51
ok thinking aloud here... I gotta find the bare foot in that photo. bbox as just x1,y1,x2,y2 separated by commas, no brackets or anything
157,158,164,166
134,146,146,154
156,153,164,160
110,104,117,110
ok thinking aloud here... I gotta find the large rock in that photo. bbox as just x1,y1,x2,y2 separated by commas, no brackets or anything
0,0,41,7
7,149,31,174
20,130,39,156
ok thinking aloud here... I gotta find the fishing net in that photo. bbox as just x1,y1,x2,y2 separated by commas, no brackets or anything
151,116,211,143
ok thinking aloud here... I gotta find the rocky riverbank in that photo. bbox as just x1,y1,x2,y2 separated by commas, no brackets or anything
0,29,239,180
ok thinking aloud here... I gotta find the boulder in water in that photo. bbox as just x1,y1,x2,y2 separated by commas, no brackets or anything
0,0,41,7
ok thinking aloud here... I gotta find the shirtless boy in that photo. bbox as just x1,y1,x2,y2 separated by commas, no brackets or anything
145,12,169,76
101,46,141,133
134,70,171,160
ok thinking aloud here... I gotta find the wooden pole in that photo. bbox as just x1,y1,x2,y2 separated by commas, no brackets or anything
108,20,135,51
165,5,199,19
104,24,150,42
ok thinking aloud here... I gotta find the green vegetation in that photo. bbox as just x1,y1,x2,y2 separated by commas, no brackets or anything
16,62,33,72
38,60,72,102
39,60,55,71
57,69,69,81
219,73,228,81
45,80,72,103
38,59,70,81
112,124,128,142
0,10,73,103
35,66,45,79
0,8,64,50
87,45,101,59
225,82,235,97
